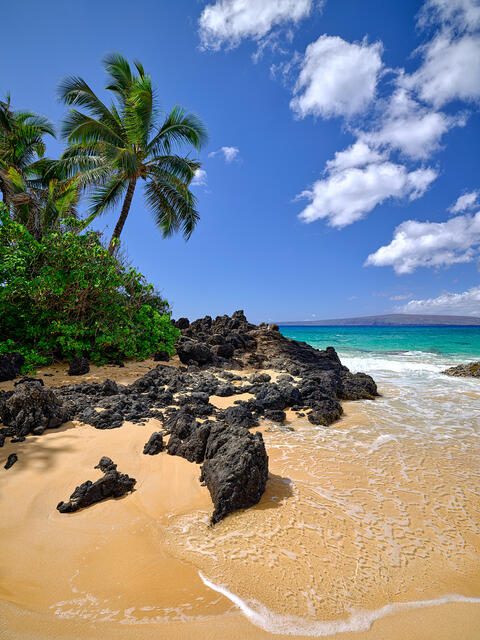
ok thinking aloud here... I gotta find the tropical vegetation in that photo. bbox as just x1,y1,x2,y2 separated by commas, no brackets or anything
0,54,205,371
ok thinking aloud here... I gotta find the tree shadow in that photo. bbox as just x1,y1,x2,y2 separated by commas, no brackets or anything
0,421,80,474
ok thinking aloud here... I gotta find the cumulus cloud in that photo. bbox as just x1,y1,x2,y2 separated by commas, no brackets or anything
290,35,384,119
325,141,386,172
297,160,437,228
402,32,480,108
361,89,465,159
198,0,315,50
208,146,240,162
397,285,480,316
365,211,480,274
191,168,208,187
449,190,479,213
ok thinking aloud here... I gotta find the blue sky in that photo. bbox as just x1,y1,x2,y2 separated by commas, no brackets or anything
2,0,480,321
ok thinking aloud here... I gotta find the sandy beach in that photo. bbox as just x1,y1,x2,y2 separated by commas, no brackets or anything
1,358,480,639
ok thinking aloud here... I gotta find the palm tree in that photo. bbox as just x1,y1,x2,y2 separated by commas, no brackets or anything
0,94,55,209
5,164,80,238
58,54,207,253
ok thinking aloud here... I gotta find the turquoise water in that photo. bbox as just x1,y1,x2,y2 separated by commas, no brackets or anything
280,326,480,359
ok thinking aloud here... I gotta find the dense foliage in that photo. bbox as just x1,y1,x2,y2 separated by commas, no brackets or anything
0,207,179,371
0,53,208,371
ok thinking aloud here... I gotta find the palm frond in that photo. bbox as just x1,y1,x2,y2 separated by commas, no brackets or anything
57,75,123,136
146,156,200,183
103,53,134,98
144,176,199,239
124,75,154,147
61,109,124,146
147,105,208,155
88,175,127,217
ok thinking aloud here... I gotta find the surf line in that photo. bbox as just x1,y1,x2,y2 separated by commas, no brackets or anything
199,571,480,637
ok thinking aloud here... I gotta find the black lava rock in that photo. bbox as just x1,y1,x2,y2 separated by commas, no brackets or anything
4,453,18,469
0,380,69,438
176,340,214,366
167,418,212,463
154,350,170,362
264,409,286,423
211,343,234,359
143,432,164,455
0,353,24,382
222,404,258,429
339,372,378,400
307,398,343,426
200,422,268,524
68,357,90,376
175,317,190,330
56,457,136,513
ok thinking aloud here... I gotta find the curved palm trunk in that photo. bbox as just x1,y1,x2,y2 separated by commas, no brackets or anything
108,178,137,254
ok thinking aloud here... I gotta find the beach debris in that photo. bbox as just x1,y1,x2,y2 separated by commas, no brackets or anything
0,380,69,438
200,421,268,524
442,362,480,378
0,353,24,382
4,453,18,469
143,432,164,455
68,357,90,376
56,457,136,513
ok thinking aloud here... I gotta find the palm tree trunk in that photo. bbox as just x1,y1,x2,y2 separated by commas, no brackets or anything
108,178,136,254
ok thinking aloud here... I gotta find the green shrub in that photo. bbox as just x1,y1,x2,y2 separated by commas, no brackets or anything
0,207,179,371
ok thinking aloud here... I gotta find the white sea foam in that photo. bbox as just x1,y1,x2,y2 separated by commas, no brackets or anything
199,572,480,637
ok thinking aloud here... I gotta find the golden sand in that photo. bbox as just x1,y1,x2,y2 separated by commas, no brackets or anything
1,362,479,639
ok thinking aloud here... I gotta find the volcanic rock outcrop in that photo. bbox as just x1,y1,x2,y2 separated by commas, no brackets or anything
68,357,90,376
442,362,480,378
0,353,24,382
0,310,377,523
57,457,136,513
0,379,69,439
143,432,164,455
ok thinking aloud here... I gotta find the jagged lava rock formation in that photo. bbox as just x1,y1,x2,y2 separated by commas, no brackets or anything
1,311,377,523
56,457,136,513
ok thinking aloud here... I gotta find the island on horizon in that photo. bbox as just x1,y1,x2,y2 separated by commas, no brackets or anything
277,313,480,327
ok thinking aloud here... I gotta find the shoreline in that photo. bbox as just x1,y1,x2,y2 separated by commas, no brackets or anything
1,318,479,639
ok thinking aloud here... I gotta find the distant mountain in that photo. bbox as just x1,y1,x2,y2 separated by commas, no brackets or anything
278,314,480,327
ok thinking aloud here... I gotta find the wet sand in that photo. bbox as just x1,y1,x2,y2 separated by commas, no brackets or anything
1,362,480,639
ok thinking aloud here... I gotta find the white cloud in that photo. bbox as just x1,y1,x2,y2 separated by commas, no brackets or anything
402,32,480,108
449,190,479,213
397,285,480,316
366,211,480,274
191,168,208,187
297,161,437,228
418,0,480,32
390,293,412,300
325,141,386,172
361,89,465,159
198,0,314,50
290,35,384,119
208,146,240,162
